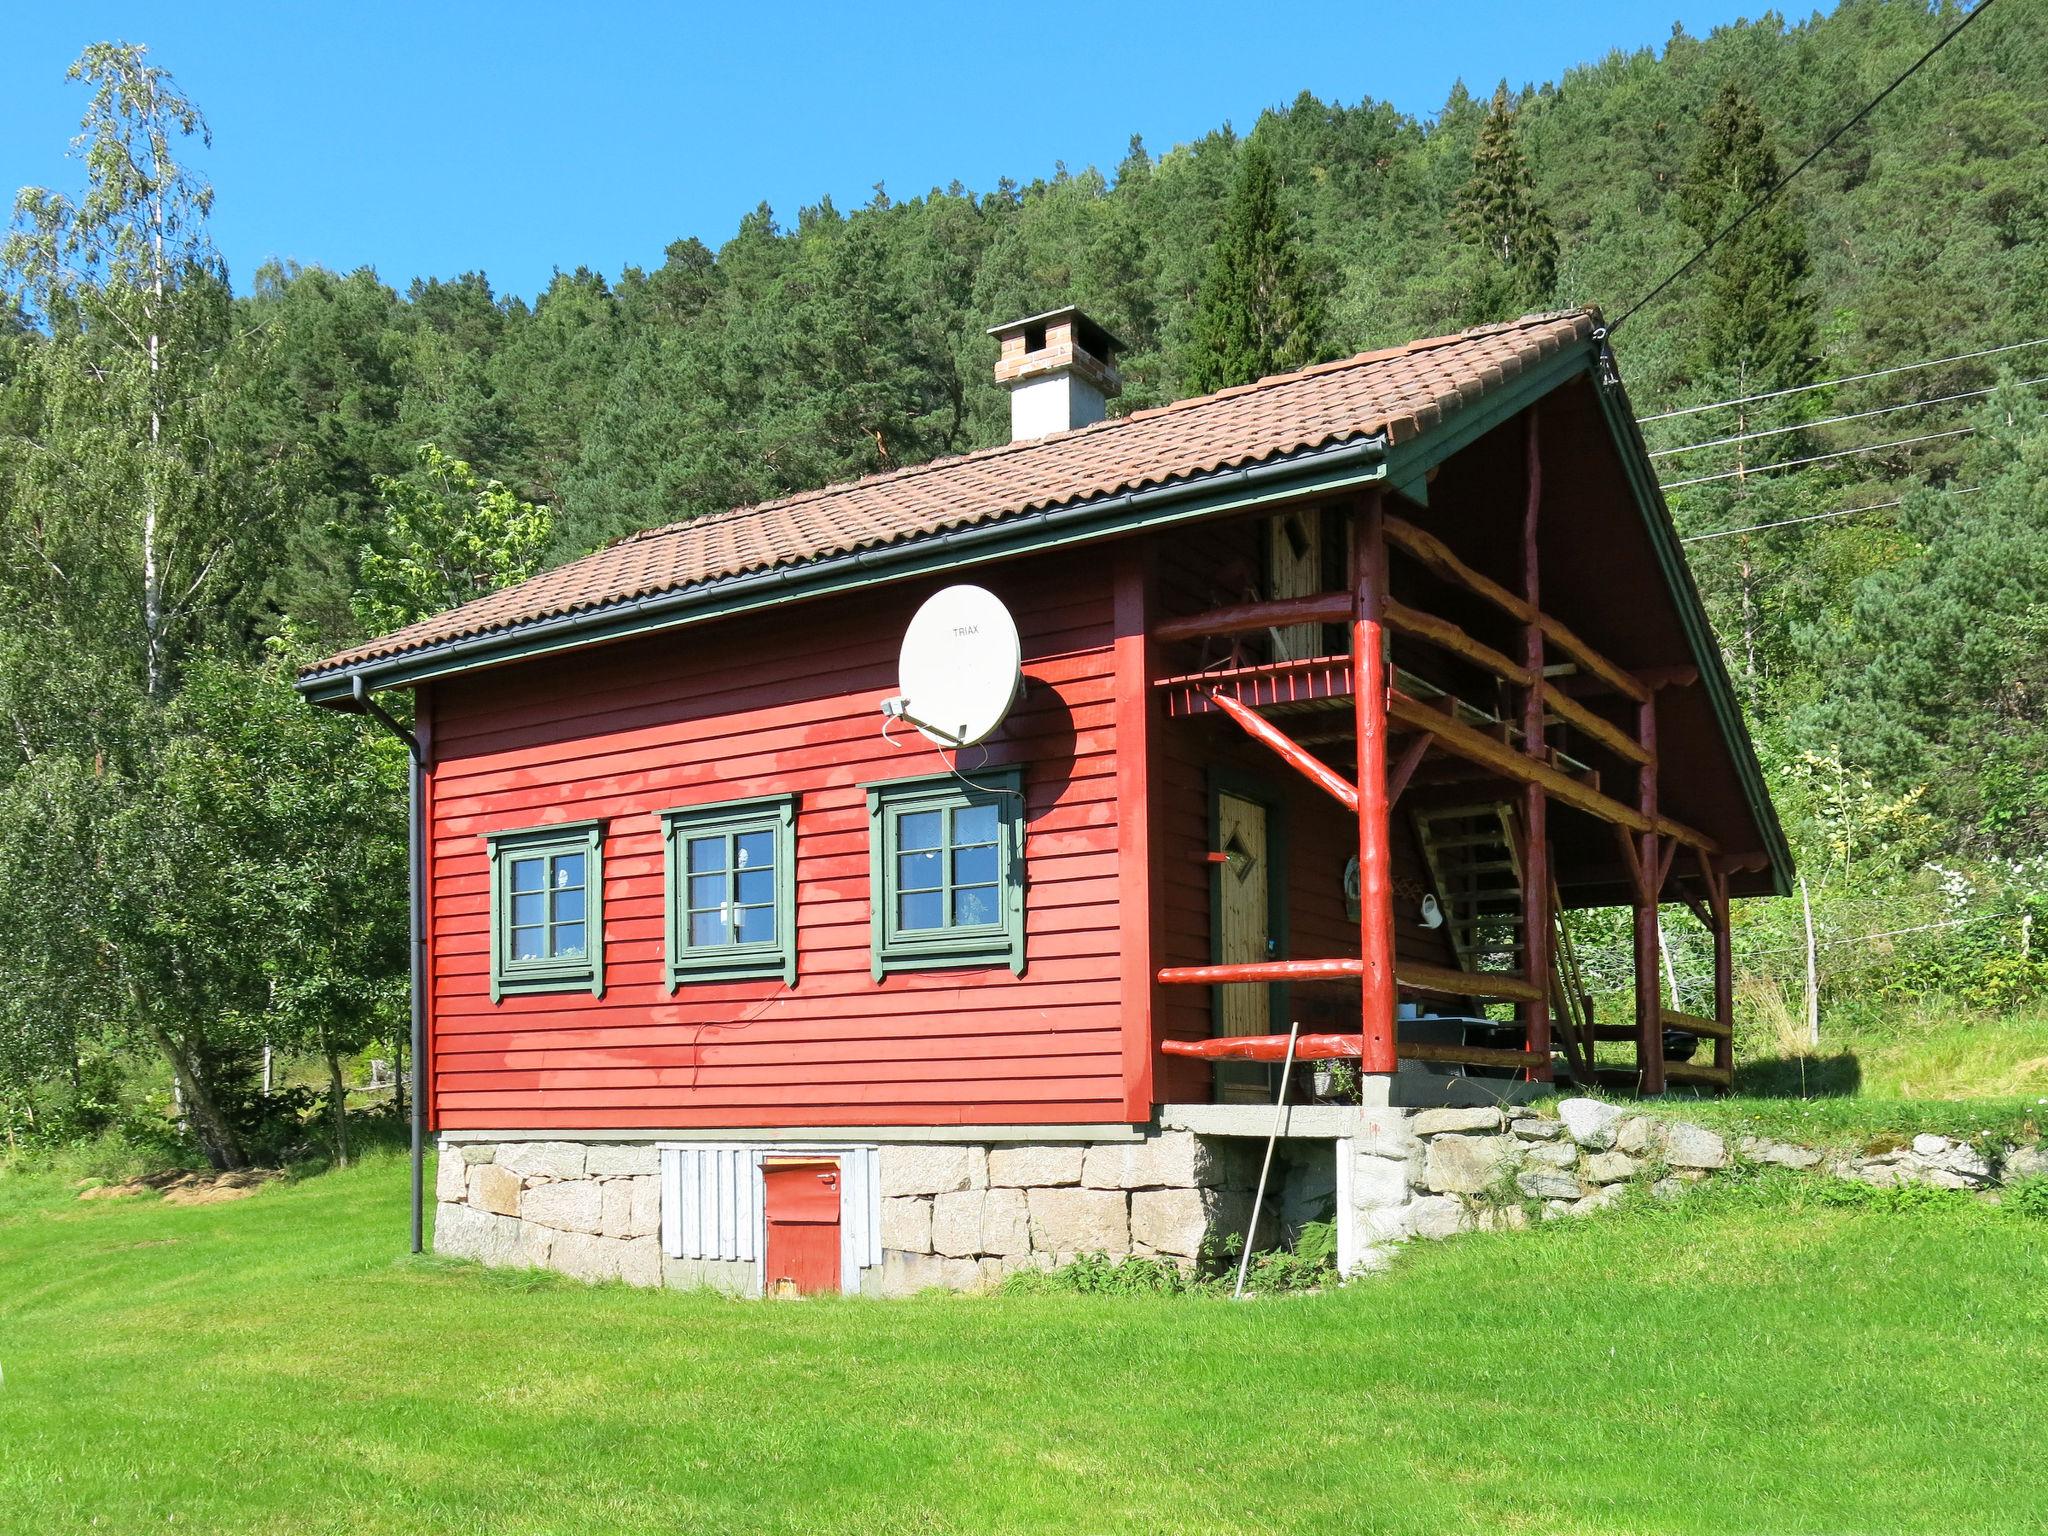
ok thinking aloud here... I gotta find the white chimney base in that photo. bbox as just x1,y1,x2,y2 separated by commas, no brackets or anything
1009,372,1109,440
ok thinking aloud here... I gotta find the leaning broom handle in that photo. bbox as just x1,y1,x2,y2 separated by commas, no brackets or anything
1233,1019,1301,1301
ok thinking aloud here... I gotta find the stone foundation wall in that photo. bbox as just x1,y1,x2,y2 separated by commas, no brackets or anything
1341,1098,2048,1274
867,1131,1297,1296
433,1130,1309,1296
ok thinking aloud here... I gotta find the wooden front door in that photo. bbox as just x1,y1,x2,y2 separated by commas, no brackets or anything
1266,507,1323,660
1215,791,1275,1103
762,1157,841,1296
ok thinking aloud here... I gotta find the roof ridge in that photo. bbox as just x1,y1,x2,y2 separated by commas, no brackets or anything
613,308,1596,550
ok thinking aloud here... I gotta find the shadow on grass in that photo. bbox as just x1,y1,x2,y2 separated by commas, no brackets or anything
1732,1053,1863,1098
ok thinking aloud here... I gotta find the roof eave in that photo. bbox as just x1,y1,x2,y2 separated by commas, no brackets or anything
296,433,1393,706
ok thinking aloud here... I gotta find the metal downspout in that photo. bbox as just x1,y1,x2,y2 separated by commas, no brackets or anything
354,675,426,1254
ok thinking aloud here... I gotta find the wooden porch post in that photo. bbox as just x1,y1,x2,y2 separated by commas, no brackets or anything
1519,410,1553,1081
1633,694,1667,1095
1709,864,1734,1084
1352,492,1398,1075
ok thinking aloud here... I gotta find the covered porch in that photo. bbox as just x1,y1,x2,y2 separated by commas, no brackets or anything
1130,388,1778,1103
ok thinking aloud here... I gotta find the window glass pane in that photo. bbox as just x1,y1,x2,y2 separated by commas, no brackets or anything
953,802,999,846
736,905,776,945
735,830,773,871
510,857,544,892
552,886,585,924
952,843,997,888
953,886,998,927
512,891,545,928
736,867,774,906
897,809,943,852
687,873,727,912
897,848,940,892
553,852,585,890
686,836,725,874
511,925,545,962
554,923,586,959
898,889,943,931
690,910,729,948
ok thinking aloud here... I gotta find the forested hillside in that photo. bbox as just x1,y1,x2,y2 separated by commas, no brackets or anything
3,1,2043,1162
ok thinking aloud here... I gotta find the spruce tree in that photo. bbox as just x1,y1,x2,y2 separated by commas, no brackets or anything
1184,140,1327,393
1676,80,1817,387
1455,84,1558,304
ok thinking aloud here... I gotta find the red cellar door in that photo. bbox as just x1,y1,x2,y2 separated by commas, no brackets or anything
762,1157,842,1296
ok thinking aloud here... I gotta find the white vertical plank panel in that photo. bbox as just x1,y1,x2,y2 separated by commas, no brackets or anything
661,1148,682,1258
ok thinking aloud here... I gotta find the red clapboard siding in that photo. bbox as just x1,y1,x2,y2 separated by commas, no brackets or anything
423,553,1137,1131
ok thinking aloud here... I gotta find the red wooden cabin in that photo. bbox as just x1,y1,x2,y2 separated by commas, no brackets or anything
302,307,1790,1295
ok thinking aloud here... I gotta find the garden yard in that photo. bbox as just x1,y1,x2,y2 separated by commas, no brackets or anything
2,1148,2043,1535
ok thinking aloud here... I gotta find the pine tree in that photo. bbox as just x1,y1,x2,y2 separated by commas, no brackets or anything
1676,81,1817,387
1184,140,1327,393
1455,85,1558,304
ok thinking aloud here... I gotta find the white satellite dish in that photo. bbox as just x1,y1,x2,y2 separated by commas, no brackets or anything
884,584,1023,748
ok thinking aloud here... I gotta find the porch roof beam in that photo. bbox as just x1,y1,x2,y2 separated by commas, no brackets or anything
1388,688,1717,854
1151,591,1353,644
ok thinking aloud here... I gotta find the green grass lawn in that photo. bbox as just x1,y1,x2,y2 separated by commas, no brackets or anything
2,1155,2043,1535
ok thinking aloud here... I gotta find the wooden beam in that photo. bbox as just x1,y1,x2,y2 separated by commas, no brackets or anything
1634,693,1667,1095
1161,1033,1543,1070
1397,959,1547,1006
1663,1061,1734,1088
1388,689,1718,852
1382,514,1650,704
1206,691,1359,813
1386,733,1433,808
1543,684,1651,765
1660,1009,1733,1042
1151,591,1353,644
1158,958,1364,986
1383,598,1534,686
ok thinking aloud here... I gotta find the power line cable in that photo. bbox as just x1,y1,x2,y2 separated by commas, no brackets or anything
1649,377,2047,459
1641,336,2048,422
1610,0,2004,334
1680,486,1983,544
1659,426,1975,490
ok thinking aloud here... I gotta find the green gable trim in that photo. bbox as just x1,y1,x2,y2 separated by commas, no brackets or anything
1380,340,1597,495
660,793,799,987
487,821,605,1003
865,768,1026,981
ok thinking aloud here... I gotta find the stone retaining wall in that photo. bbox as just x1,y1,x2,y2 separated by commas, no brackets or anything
1341,1098,2048,1273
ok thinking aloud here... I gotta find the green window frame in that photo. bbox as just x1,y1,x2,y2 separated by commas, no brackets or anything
488,821,604,1002
660,794,799,987
866,769,1025,980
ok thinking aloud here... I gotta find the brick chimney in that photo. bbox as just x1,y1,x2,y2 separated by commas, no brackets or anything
988,307,1122,441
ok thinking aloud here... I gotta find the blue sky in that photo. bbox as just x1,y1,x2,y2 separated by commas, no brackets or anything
3,2,1770,302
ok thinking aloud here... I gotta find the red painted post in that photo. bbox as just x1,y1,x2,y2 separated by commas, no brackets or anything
1519,410,1553,1082
1634,693,1668,1095
1353,493,1398,1076
1112,550,1158,1121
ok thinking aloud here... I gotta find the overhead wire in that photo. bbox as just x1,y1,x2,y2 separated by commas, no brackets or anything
1679,486,1983,544
1640,336,2048,422
1609,0,2004,334
1648,376,2048,459
1658,426,1976,490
